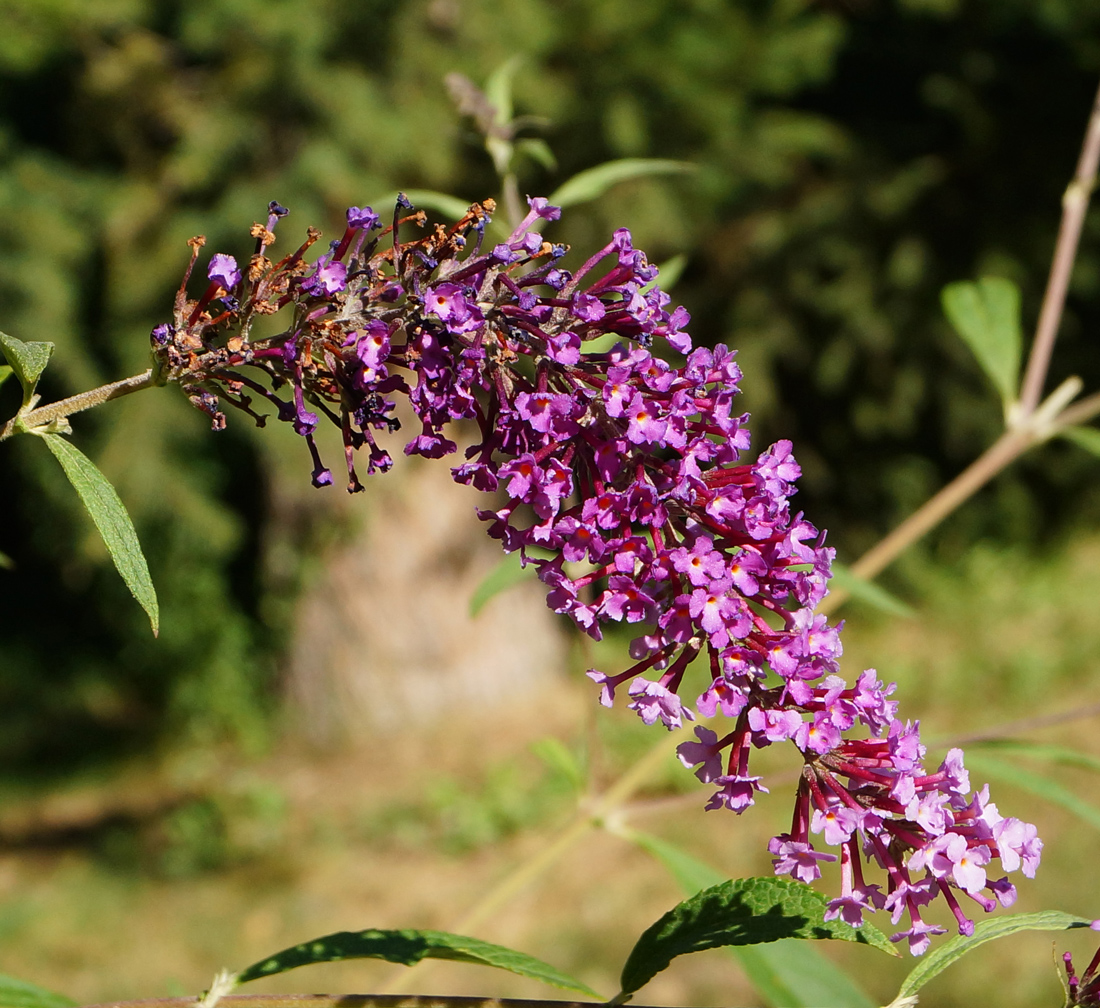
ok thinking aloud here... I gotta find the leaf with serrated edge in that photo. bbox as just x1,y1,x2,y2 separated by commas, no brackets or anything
549,158,695,209
618,876,897,998
38,433,158,635
236,928,601,999
896,912,1094,999
0,972,76,1008
0,332,54,407
940,277,1022,408
628,832,874,1008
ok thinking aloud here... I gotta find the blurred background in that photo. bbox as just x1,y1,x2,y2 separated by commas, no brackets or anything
2,0,1100,1005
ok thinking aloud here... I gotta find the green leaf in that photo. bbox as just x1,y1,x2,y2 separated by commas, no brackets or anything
970,739,1100,775
515,137,557,172
236,928,601,999
1060,425,1100,457
0,332,54,407
0,972,75,1008
469,552,537,616
484,56,522,129
618,876,897,998
549,158,696,209
0,549,12,570
895,911,1094,1000
627,832,875,1008
941,276,1022,409
830,562,914,618
38,433,159,635
0,364,12,389
641,253,688,295
963,752,1100,832
530,736,586,793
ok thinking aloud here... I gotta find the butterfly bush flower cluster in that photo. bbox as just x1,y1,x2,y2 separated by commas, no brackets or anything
152,194,1041,954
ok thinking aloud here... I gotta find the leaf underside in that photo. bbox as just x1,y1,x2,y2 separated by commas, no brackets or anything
237,927,601,999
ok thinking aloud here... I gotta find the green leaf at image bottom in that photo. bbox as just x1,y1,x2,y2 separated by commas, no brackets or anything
627,830,874,1008
0,972,75,1008
894,911,1096,1002
237,928,602,999
38,432,158,635
618,876,897,998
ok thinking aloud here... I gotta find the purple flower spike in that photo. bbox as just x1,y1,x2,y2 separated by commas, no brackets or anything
156,193,1041,958
207,253,240,290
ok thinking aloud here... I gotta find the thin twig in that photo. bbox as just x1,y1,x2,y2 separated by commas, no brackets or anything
0,370,155,442
1018,76,1100,418
820,384,1100,614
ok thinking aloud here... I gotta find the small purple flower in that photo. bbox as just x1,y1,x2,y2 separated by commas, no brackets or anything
769,837,836,883
677,726,724,783
705,773,768,813
626,677,694,729
207,253,240,290
347,205,380,230
304,259,348,296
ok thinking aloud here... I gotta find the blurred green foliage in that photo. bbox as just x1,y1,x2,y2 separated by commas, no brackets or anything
3,0,1100,773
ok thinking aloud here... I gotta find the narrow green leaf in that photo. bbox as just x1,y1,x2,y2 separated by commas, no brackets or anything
627,832,875,1008
641,253,688,295
964,752,1100,832
470,552,537,616
237,928,601,999
940,276,1022,408
970,740,1100,775
831,562,914,618
38,433,159,635
484,56,522,128
618,876,897,998
549,159,695,209
0,972,76,1008
0,332,54,406
530,736,586,793
0,364,12,389
1060,425,1100,457
515,137,557,172
896,911,1094,1000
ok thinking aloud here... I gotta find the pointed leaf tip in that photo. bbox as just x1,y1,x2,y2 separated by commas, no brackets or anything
0,332,54,407
896,911,1094,1000
236,927,601,999
941,276,1022,410
38,433,159,634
